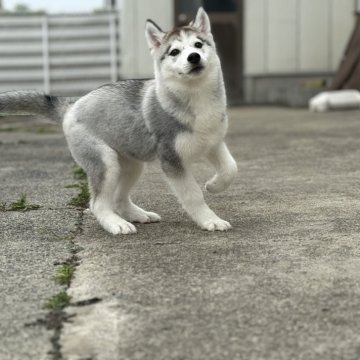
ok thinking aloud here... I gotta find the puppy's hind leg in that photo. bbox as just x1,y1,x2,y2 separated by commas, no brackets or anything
82,144,137,235
63,109,136,235
114,156,161,223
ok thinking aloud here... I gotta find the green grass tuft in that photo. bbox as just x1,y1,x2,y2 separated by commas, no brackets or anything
1,194,41,212
53,264,76,286
45,291,71,310
68,182,90,208
73,166,87,181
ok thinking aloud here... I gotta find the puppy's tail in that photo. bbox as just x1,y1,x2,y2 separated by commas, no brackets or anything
0,90,75,123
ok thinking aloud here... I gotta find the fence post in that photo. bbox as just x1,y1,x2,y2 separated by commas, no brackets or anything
109,12,118,82
41,16,50,93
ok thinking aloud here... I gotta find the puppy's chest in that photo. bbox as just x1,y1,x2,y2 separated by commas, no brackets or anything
175,112,227,160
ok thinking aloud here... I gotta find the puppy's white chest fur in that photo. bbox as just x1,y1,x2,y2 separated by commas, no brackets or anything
175,108,227,162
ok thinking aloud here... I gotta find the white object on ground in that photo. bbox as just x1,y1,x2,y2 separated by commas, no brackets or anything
309,90,360,112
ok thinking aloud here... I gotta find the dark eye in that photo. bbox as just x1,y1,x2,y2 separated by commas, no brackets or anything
195,42,203,49
169,49,180,56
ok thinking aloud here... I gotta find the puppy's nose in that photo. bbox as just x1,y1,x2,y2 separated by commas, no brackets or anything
187,52,201,64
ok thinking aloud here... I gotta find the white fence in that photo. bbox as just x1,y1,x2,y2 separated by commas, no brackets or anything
0,12,120,96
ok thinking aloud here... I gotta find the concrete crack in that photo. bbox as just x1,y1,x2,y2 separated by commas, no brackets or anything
45,208,85,360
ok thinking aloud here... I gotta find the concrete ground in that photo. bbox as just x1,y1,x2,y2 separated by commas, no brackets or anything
1,107,360,360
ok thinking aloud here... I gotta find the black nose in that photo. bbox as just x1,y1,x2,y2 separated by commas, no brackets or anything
187,52,201,64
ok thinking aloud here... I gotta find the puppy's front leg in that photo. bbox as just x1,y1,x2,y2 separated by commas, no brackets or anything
165,169,231,231
205,142,237,194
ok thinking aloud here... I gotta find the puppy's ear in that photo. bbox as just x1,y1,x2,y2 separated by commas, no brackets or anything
145,20,165,50
192,7,211,34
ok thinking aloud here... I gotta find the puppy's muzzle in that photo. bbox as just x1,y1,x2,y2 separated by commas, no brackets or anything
187,52,201,64
187,52,204,74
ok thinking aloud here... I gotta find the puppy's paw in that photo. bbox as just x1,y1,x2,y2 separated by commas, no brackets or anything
119,204,161,224
205,177,227,194
205,165,237,194
105,220,137,235
128,210,161,224
98,213,137,235
201,218,232,232
144,211,162,223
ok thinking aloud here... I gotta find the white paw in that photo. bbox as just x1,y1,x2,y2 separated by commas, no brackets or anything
206,163,237,194
98,213,137,235
128,210,161,224
201,218,232,232
142,211,162,223
119,204,161,224
205,177,227,194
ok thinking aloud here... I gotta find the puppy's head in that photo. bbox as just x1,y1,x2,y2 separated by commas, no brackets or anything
145,8,219,82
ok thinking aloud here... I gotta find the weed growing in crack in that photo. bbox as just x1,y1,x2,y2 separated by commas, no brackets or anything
66,166,89,208
53,264,76,287
36,168,87,359
73,166,87,181
0,194,41,212
46,291,71,310
68,182,90,208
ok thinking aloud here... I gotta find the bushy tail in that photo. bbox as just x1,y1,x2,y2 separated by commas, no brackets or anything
0,90,75,122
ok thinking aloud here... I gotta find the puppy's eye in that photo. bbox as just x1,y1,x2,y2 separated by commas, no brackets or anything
169,49,180,56
195,42,203,49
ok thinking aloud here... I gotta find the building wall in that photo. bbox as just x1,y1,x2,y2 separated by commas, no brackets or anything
244,0,356,105
120,0,174,79
119,0,356,105
244,0,355,75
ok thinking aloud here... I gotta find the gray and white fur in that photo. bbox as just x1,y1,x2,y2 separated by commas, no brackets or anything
0,7,237,234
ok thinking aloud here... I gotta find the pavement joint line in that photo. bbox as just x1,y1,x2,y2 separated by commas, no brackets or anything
70,297,103,307
45,208,84,360
1,207,77,212
30,163,90,360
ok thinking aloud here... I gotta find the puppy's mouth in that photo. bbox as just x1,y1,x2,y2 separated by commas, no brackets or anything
188,64,205,75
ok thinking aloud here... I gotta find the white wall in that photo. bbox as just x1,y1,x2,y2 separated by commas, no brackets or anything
244,0,355,75
120,0,174,78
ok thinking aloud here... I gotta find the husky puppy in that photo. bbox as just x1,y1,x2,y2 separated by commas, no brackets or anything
0,7,237,235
